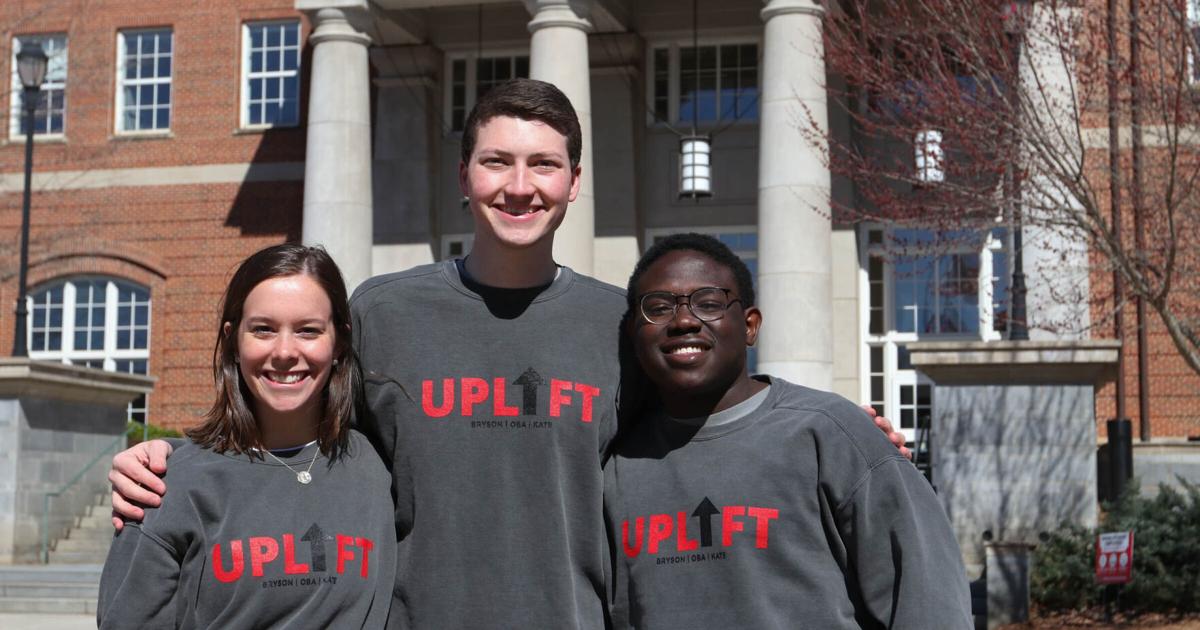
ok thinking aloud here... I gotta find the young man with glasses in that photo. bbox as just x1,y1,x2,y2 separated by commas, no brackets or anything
607,232,972,628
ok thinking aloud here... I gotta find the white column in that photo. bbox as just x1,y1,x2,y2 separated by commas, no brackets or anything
525,0,595,275
297,3,373,291
756,0,832,388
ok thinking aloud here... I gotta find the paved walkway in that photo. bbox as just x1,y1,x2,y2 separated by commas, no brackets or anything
0,612,94,629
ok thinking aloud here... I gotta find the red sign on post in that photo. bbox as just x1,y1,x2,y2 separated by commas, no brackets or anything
1095,531,1134,584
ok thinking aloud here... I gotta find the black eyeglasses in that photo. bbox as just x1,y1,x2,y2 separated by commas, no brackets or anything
638,287,742,325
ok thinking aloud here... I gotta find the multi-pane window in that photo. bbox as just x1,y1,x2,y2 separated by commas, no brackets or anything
867,345,885,418
894,252,981,335
862,225,1009,477
242,21,301,127
867,227,1008,338
448,54,530,131
711,231,759,278
895,346,933,478
116,29,173,132
116,283,151,350
115,359,149,424
895,347,932,439
867,231,885,335
885,229,988,336
72,280,107,351
9,35,68,138
28,278,152,422
651,43,759,125
29,285,65,352
653,48,670,122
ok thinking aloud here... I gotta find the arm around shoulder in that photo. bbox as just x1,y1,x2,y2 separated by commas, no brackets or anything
109,438,177,527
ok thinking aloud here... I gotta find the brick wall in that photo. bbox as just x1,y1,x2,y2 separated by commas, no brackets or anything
0,0,307,431
1068,0,1200,442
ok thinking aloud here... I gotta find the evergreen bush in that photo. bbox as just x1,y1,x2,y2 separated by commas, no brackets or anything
1032,479,1200,614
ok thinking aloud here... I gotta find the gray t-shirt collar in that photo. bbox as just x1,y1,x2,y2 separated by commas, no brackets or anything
656,377,775,442
445,258,573,303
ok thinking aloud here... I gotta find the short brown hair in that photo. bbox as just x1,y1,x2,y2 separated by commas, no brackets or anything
186,244,361,459
460,78,582,168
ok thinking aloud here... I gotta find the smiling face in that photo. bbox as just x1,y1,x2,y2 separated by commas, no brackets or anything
630,249,763,417
459,115,581,252
231,273,336,430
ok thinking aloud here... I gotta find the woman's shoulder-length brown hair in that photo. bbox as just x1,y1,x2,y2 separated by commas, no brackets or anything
185,244,363,459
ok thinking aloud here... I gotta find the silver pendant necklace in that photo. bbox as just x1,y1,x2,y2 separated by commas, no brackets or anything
264,442,320,484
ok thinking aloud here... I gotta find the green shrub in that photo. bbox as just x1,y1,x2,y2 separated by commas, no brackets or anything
125,420,182,447
1032,478,1200,614
1030,520,1095,610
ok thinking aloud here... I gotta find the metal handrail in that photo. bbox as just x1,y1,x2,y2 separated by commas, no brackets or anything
40,432,126,563
915,421,934,485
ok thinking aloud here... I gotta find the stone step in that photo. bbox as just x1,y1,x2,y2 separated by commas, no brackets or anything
46,550,110,564
0,566,101,616
0,565,102,584
0,581,98,599
72,522,117,536
41,493,118,564
52,538,113,554
74,504,112,526
0,596,97,615
77,508,112,522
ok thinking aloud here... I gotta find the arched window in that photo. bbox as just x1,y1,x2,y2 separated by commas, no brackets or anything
27,277,151,422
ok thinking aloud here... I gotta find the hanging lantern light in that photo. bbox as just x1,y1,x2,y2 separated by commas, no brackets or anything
679,134,712,199
914,129,945,183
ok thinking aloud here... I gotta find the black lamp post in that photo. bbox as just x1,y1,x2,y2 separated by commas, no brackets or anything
13,42,48,357
1004,6,1030,342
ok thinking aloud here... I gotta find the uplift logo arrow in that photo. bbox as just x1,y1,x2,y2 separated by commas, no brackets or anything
301,522,330,572
692,497,720,548
513,367,545,415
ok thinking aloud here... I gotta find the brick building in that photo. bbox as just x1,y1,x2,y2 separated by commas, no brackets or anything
1077,1,1200,465
2,1,307,429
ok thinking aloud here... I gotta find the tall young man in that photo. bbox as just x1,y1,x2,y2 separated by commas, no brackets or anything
607,233,972,628
107,80,908,627
345,80,626,628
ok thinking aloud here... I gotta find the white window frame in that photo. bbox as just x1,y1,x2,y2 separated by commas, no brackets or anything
443,49,530,133
891,351,933,447
858,225,1007,445
27,277,152,422
240,20,302,129
115,28,173,134
645,34,761,128
9,34,68,140
875,229,998,340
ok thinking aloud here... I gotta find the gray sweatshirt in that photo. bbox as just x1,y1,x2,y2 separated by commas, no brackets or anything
350,260,626,629
604,377,973,629
97,431,396,629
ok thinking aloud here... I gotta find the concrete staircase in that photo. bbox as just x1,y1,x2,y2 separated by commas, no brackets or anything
0,493,113,614
0,564,101,614
49,493,115,565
